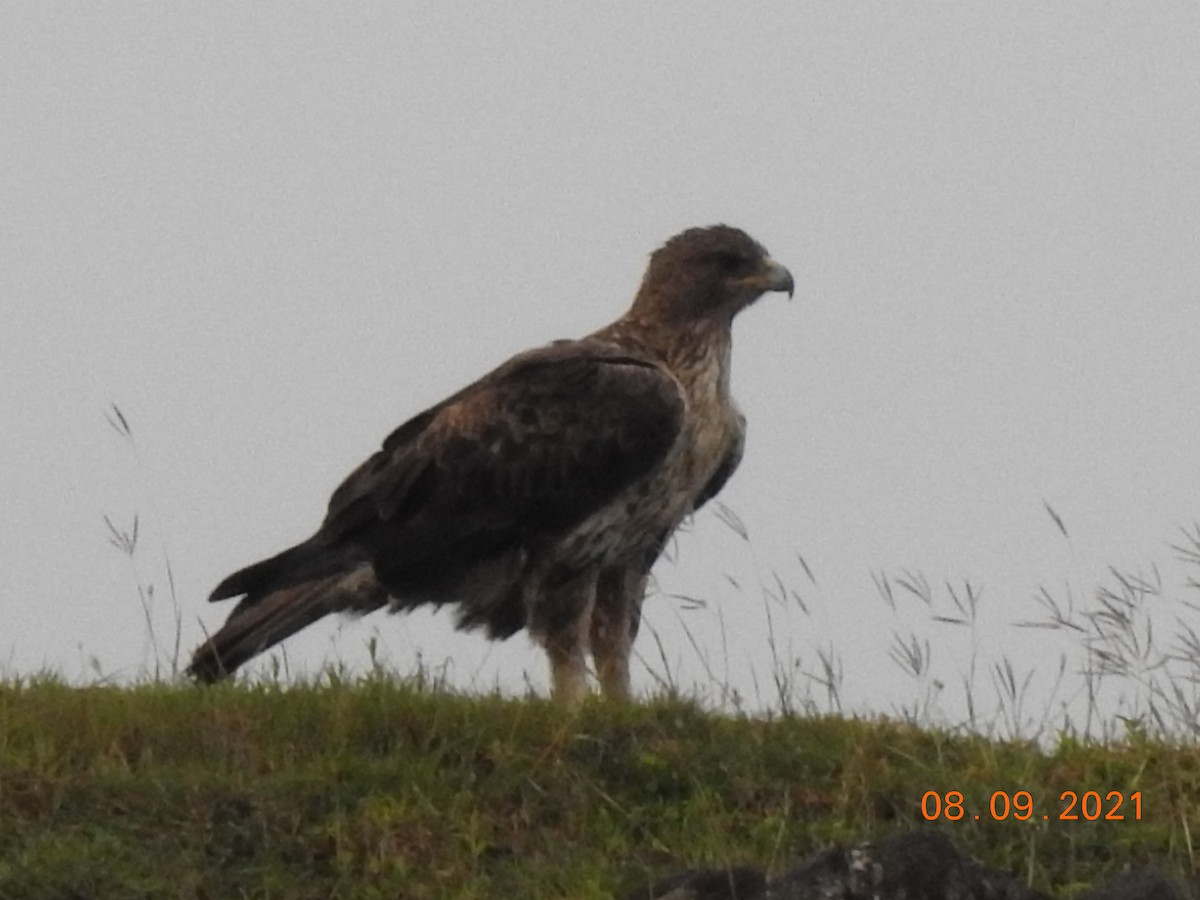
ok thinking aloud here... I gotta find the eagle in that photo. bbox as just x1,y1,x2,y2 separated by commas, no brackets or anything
189,225,794,701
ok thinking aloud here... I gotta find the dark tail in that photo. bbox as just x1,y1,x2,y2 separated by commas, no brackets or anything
208,537,351,604
189,542,388,682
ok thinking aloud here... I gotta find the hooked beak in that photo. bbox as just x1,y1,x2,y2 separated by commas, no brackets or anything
762,257,795,299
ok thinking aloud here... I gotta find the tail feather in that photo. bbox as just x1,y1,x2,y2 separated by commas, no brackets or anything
188,564,387,682
209,537,355,604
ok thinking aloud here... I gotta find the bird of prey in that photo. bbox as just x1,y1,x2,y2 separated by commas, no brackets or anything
189,224,794,702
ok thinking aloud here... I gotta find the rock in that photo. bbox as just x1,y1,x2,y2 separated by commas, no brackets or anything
766,831,1045,900
621,830,1192,900
623,830,1042,900
1077,869,1192,900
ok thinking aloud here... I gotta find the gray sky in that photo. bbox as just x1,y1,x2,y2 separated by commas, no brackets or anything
3,4,1199,729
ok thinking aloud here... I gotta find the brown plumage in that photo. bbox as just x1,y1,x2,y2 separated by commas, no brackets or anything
189,225,794,701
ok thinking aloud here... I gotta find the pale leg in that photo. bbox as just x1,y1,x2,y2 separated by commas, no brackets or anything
538,578,596,704
590,566,648,701
546,635,591,704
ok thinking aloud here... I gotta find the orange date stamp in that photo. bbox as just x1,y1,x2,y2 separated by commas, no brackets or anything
921,790,1143,822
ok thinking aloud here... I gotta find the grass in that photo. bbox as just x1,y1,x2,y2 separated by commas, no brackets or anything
1,675,1194,899
4,403,1192,896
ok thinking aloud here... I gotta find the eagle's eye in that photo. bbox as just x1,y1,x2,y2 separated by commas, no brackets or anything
711,251,751,274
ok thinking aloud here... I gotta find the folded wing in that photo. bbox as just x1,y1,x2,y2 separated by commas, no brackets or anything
191,341,686,679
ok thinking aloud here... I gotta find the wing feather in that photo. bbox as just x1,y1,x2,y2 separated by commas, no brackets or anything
316,341,686,587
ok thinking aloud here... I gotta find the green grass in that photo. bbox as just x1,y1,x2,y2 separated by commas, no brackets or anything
0,675,1193,899
66,406,1198,896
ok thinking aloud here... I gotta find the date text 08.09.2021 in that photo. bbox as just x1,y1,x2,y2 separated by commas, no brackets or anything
921,790,1142,822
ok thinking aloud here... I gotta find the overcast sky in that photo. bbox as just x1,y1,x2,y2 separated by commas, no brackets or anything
3,4,1199,732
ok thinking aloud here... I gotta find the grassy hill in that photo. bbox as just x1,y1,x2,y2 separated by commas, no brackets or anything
0,676,1192,899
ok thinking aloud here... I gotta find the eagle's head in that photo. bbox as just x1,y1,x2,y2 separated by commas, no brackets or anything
632,225,794,324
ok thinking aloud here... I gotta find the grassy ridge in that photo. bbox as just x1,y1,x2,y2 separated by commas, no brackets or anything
0,677,1192,900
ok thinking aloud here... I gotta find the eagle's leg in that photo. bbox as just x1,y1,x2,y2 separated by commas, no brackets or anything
537,578,596,704
545,638,589,703
590,565,649,701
